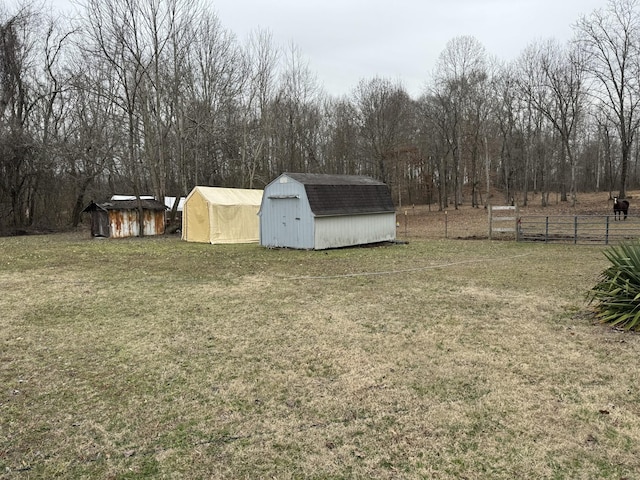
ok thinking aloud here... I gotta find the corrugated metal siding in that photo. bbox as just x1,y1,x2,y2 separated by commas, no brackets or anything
145,210,165,236
108,210,165,238
259,177,314,248
314,213,396,250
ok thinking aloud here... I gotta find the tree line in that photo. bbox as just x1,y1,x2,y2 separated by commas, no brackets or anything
1,0,640,234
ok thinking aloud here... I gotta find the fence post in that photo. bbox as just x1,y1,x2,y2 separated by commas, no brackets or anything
445,210,448,239
605,215,610,245
574,216,578,245
545,216,549,243
488,206,492,240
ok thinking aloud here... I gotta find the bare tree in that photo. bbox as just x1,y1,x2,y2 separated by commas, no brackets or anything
80,0,153,234
432,36,488,208
272,42,323,175
80,0,204,233
324,97,360,175
0,5,46,232
63,54,122,227
182,8,243,187
575,0,640,199
491,63,519,204
417,93,451,209
240,28,279,187
353,77,411,187
519,39,587,205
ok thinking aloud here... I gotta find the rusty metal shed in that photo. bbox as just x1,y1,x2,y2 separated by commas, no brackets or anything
82,199,168,238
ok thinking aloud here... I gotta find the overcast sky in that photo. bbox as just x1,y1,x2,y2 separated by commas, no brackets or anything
40,0,612,98
212,0,611,98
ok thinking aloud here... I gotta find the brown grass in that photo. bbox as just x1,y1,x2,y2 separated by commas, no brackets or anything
2,196,640,479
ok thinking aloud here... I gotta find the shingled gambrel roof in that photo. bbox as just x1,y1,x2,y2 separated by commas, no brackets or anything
285,173,395,216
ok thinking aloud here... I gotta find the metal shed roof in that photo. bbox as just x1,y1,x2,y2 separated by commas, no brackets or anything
283,173,395,216
82,199,168,212
111,195,185,211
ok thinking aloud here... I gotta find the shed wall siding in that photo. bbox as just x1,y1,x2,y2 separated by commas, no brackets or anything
314,213,397,250
108,210,165,238
260,179,314,248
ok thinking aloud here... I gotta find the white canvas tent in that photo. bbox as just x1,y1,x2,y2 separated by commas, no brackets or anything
182,186,263,244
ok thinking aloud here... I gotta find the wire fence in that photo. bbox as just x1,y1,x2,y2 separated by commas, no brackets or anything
516,215,640,245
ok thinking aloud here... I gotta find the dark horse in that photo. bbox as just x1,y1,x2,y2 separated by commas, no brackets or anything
614,196,630,220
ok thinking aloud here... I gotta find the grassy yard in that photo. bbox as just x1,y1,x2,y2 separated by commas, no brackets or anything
2,233,640,479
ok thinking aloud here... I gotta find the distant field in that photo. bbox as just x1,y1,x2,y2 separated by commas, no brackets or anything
2,233,640,479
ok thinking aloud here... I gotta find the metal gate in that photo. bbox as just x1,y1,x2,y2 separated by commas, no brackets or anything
517,215,640,244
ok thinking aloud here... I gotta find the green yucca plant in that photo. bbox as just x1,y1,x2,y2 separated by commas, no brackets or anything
588,242,640,330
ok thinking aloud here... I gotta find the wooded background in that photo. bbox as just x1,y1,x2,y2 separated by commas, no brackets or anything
2,0,640,234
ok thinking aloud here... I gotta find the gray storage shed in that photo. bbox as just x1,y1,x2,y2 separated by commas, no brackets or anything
259,173,396,250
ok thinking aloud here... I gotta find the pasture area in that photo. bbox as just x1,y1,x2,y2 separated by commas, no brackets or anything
396,190,640,241
2,233,640,479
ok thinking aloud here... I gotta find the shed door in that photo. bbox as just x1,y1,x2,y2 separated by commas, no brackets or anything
277,198,300,247
92,211,110,237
